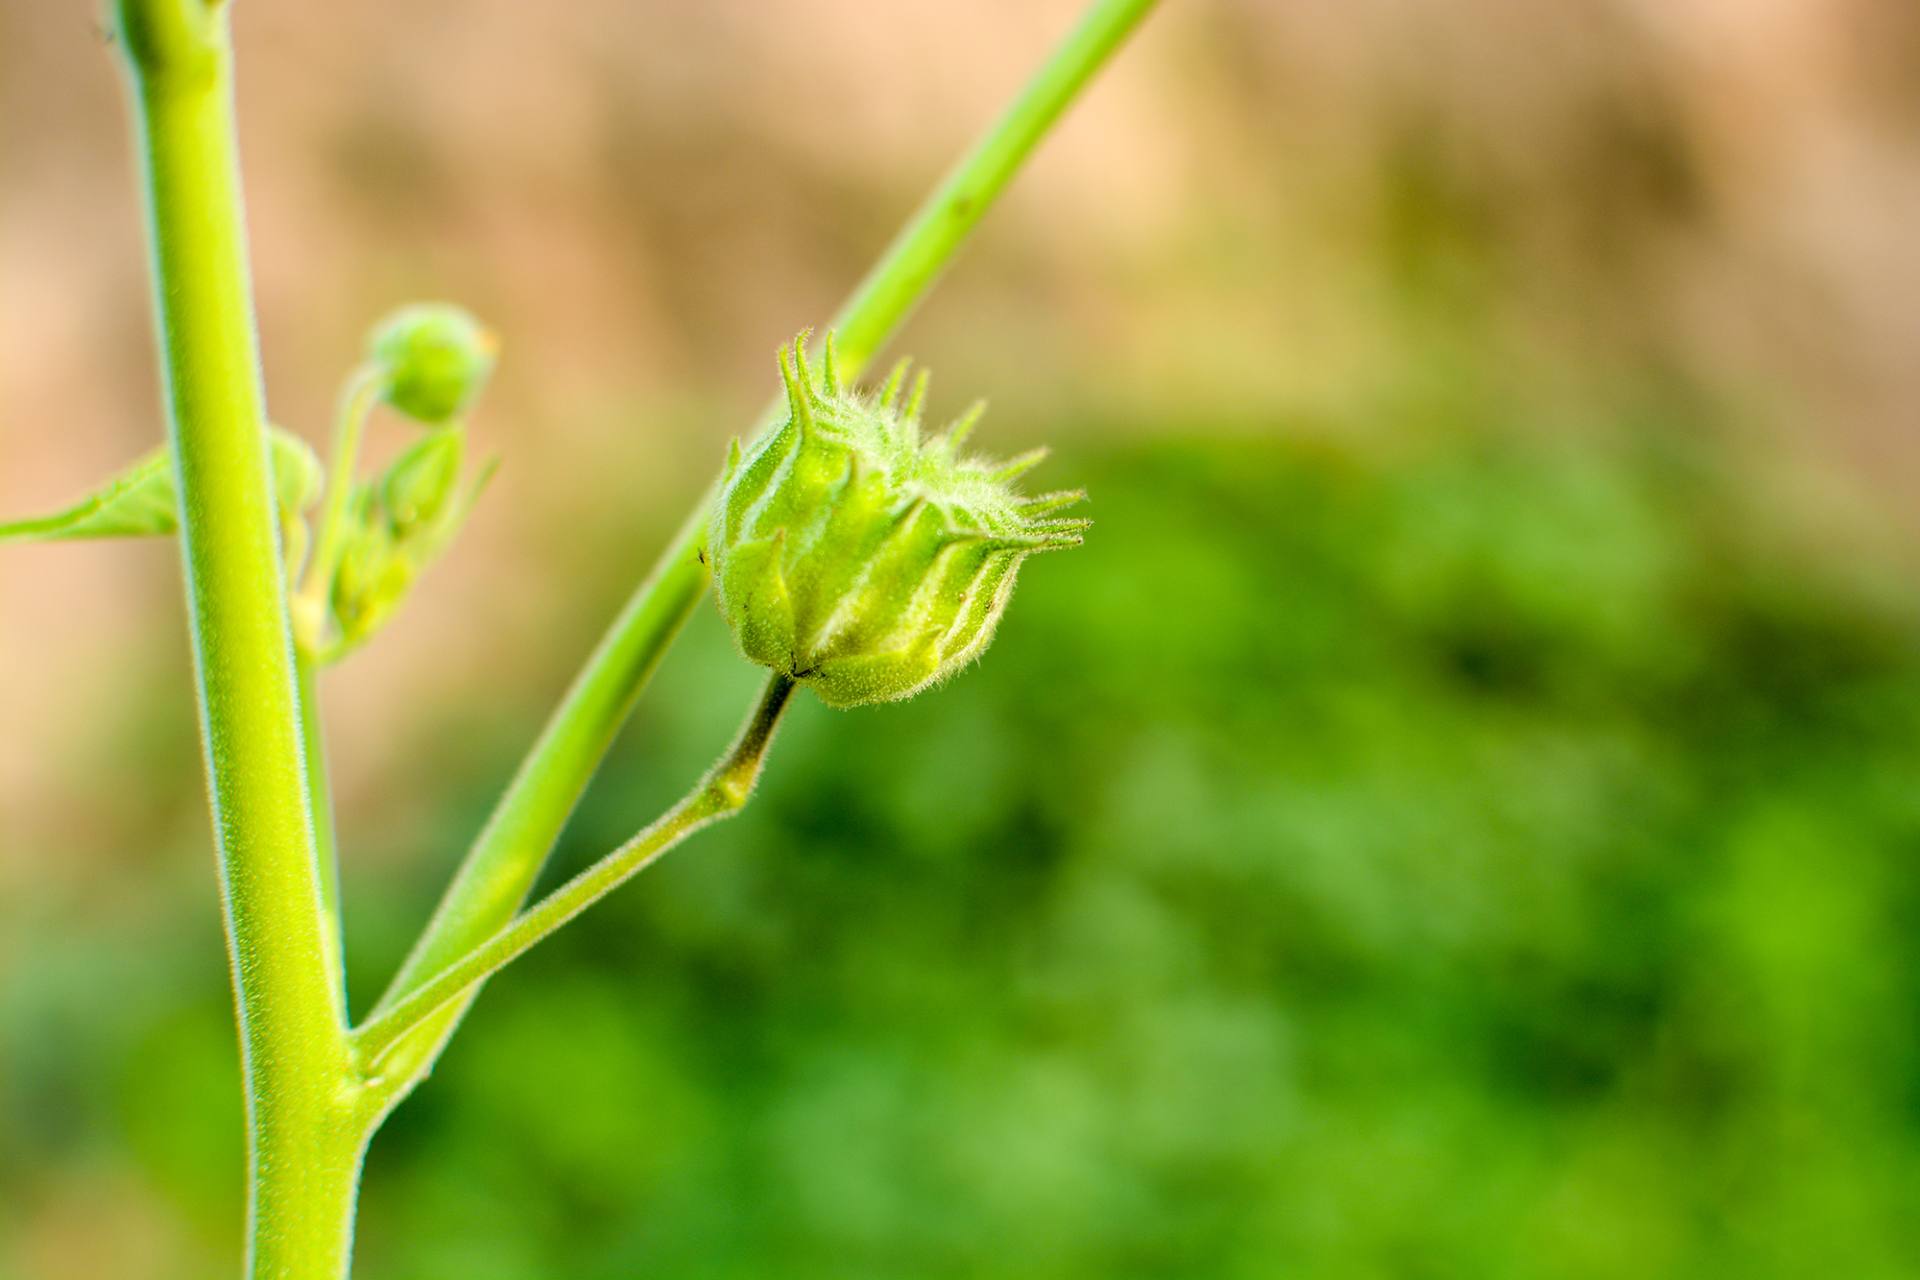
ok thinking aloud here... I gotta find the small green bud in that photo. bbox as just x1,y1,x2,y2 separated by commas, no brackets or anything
330,491,415,646
708,331,1086,708
368,303,497,424
270,427,325,516
380,428,464,539
319,445,497,658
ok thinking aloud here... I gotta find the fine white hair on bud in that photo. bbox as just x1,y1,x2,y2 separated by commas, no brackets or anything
708,329,1086,708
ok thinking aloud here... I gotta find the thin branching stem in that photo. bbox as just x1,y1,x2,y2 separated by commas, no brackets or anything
109,0,1155,1270
352,673,796,1071
293,363,384,650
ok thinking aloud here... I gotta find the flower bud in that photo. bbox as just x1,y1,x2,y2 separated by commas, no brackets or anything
708,331,1086,708
368,303,497,424
331,494,415,646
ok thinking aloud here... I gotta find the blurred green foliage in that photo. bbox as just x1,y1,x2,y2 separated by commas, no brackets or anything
6,419,1920,1278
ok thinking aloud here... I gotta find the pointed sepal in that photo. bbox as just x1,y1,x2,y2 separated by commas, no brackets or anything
704,328,1084,707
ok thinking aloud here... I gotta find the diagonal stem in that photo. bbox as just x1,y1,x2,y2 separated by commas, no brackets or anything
367,0,1161,1068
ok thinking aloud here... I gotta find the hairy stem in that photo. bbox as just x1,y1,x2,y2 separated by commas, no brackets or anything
367,0,1160,1083
828,0,1160,361
117,1,362,1274
355,673,794,1071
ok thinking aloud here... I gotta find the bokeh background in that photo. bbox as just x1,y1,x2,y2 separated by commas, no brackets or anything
5,0,1920,1276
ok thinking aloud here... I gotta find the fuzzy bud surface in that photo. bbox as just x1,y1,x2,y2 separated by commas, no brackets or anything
709,331,1086,707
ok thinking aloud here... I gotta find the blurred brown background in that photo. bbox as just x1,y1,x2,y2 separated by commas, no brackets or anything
5,1,1920,1276
4,0,1919,847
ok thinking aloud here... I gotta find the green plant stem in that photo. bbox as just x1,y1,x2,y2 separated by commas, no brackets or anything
355,673,794,1071
116,1,363,1276
368,500,712,1008
365,0,1160,1082
293,364,384,650
829,0,1159,361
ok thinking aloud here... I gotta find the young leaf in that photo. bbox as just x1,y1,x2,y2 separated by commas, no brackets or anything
0,448,177,543
0,427,323,545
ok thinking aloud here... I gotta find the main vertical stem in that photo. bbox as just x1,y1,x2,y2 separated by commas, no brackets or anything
117,2,363,1275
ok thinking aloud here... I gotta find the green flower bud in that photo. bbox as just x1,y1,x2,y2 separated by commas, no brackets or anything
708,331,1087,708
380,428,464,540
368,303,497,424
